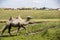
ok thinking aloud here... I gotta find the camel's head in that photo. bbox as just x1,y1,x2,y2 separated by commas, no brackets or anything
27,16,32,19
26,16,32,21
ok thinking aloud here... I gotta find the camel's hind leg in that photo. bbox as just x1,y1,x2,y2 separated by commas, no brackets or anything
1,25,8,36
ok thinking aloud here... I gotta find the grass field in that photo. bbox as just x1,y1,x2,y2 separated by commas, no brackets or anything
0,21,60,40
0,10,60,20
0,10,60,40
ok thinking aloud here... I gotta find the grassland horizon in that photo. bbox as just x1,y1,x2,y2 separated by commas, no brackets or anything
0,10,60,20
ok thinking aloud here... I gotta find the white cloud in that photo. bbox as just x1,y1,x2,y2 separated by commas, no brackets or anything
33,0,44,3
33,1,40,3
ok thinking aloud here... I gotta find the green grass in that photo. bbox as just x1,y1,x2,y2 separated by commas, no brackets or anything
0,10,60,40
0,21,60,40
0,10,60,20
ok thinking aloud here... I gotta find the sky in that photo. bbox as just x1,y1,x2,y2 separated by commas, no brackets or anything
0,0,60,8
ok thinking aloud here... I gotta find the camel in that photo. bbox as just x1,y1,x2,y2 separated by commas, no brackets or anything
1,16,32,36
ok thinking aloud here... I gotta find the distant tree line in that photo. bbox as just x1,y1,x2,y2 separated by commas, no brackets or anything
0,7,60,10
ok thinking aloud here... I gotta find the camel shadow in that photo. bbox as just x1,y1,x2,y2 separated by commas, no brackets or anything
0,34,17,37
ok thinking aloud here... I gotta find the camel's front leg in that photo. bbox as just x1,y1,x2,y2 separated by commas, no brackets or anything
8,26,12,36
22,25,28,34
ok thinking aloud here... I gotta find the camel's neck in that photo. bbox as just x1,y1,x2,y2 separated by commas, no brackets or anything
25,18,30,24
25,18,30,22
